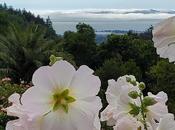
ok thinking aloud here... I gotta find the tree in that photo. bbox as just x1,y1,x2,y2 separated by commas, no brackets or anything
0,23,58,83
63,23,97,67
45,16,57,38
147,60,175,114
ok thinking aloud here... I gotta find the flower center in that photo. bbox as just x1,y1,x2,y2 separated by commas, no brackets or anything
52,89,76,113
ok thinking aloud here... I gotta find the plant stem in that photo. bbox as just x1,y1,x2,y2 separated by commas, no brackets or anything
139,93,148,130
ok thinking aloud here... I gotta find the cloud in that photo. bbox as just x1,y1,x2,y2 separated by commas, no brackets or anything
32,9,175,21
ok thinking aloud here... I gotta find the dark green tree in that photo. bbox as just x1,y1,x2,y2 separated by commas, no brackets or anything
63,23,97,67
0,23,58,82
147,59,175,114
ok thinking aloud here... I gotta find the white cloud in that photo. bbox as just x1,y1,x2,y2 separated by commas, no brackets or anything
33,9,175,21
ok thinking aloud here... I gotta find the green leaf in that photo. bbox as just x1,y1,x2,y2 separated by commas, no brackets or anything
143,96,157,107
129,103,140,117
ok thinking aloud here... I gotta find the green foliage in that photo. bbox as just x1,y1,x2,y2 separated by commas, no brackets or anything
0,23,59,82
147,60,175,113
0,81,26,108
129,103,140,117
63,23,96,67
96,58,142,91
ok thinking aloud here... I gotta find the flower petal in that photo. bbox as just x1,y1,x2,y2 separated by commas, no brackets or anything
153,16,175,62
21,86,52,115
70,66,101,99
71,97,102,130
51,60,76,88
157,114,175,130
32,60,76,90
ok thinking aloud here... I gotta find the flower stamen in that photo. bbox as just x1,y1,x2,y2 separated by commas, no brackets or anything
52,89,76,113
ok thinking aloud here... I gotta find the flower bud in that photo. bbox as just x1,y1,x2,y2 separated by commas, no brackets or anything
143,96,157,106
139,82,146,90
130,80,137,86
126,77,131,82
49,55,63,65
128,91,139,99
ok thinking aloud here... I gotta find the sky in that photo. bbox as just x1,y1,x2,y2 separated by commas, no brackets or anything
0,0,175,10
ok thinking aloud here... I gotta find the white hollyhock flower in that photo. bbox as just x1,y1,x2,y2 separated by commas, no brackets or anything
156,114,175,130
147,92,168,120
146,92,168,130
101,75,140,125
20,60,102,130
153,16,175,62
6,93,40,130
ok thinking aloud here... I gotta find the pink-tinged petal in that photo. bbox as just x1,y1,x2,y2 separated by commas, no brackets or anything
70,66,101,98
6,120,18,130
6,114,40,130
40,111,74,130
51,60,76,88
21,86,52,115
8,93,21,105
153,16,175,47
148,91,168,104
147,91,168,123
113,116,140,130
32,60,76,90
71,97,102,130
106,79,122,106
101,105,117,126
32,66,56,90
148,102,168,122
157,114,175,130
76,65,94,75
153,16,175,62
6,93,24,117
70,107,100,130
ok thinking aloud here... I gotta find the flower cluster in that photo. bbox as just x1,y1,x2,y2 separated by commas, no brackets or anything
101,75,175,130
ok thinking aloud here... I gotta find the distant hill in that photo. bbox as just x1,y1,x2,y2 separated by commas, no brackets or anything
0,3,57,38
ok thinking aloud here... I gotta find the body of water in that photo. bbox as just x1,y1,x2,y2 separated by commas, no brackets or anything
36,9,175,34
52,19,161,34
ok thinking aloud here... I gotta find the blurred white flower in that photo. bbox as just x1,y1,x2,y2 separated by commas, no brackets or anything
101,105,118,126
101,75,140,126
1,77,11,82
20,60,102,130
101,75,171,130
146,92,168,130
156,114,175,130
153,16,175,62
147,91,168,120
5,93,40,130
